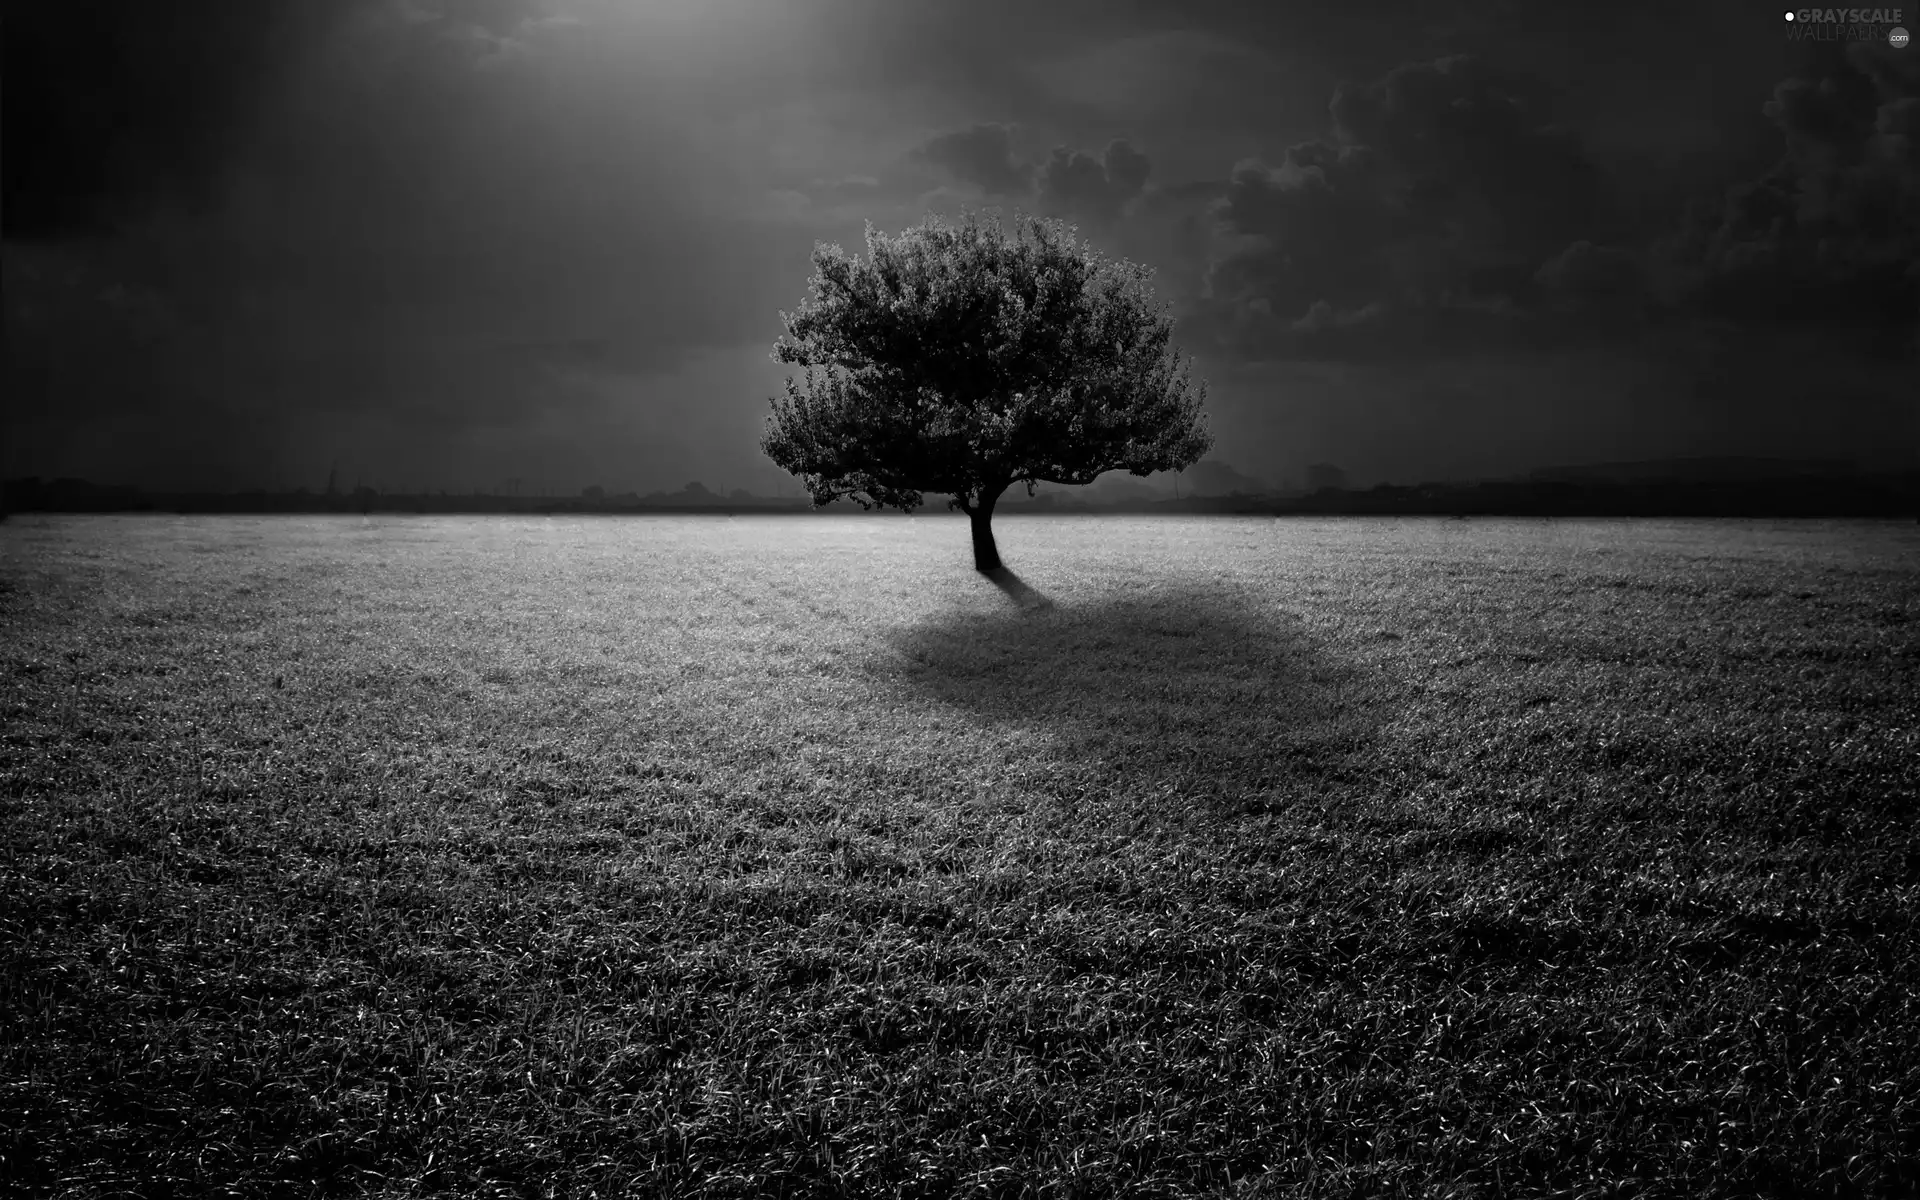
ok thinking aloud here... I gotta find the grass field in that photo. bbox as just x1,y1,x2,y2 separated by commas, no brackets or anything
3,513,1916,1198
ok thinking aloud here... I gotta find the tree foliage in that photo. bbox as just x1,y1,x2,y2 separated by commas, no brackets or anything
761,210,1212,517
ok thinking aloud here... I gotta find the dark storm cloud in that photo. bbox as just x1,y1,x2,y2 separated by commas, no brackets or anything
904,124,1159,230
1196,55,1628,362
1677,42,1920,356
1207,146,1394,323
1534,241,1647,307
1035,140,1153,226
1327,56,1608,262
911,124,1033,197
1530,240,1654,336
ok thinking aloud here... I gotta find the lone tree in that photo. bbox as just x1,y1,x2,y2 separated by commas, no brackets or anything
761,210,1212,572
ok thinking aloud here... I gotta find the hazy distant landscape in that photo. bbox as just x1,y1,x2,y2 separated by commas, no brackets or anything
4,514,1916,1196
9,456,1918,520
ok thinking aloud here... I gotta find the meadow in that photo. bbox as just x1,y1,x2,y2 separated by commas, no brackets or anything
2,512,1916,1198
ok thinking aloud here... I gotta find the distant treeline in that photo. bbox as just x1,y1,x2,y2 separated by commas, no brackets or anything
0,480,819,516
1264,474,1920,518
5,472,1918,519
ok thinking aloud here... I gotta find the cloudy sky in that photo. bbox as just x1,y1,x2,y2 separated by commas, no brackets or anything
6,0,1916,493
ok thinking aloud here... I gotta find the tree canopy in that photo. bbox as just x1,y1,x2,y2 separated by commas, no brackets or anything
761,209,1212,569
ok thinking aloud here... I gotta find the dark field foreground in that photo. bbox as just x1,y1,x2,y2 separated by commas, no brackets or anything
3,514,1916,1198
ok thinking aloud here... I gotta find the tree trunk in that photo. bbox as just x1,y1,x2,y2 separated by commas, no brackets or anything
967,487,1004,572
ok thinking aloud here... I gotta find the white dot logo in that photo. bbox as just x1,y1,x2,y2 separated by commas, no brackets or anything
1892,26,1911,47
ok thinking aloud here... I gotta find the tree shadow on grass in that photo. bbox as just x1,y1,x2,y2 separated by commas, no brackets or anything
980,566,1054,611
872,583,1392,822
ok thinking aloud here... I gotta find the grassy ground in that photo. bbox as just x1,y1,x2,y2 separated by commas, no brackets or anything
2,513,1916,1198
